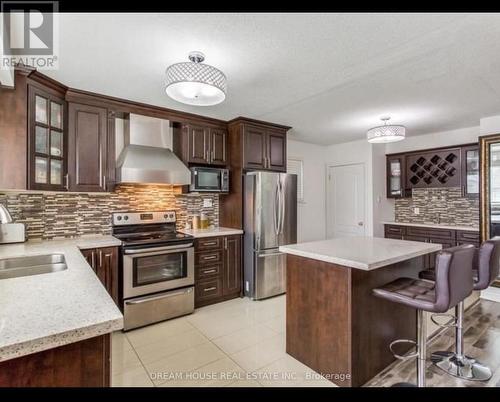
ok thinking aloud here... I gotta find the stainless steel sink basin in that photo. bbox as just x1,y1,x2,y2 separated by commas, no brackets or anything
0,254,67,279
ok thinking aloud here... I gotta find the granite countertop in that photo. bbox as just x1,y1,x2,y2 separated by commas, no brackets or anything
382,221,479,232
179,227,244,238
279,236,442,270
0,235,123,362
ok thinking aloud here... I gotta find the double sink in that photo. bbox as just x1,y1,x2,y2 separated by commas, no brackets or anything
0,254,67,280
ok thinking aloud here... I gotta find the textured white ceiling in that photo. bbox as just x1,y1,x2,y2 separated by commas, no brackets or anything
46,13,500,145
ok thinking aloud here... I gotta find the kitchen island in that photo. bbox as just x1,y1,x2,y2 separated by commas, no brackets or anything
279,236,441,387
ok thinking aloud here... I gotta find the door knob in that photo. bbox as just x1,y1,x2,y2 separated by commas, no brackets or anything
358,222,364,226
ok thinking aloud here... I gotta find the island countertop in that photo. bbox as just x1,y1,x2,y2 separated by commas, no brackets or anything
0,235,124,362
279,236,442,270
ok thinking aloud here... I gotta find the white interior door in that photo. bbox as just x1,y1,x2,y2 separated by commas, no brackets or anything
326,163,365,238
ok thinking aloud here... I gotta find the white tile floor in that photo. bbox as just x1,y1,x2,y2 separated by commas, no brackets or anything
111,295,335,387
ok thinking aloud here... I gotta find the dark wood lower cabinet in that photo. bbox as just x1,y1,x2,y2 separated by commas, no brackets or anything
223,235,242,297
0,334,110,387
194,235,242,308
384,224,480,269
80,247,119,305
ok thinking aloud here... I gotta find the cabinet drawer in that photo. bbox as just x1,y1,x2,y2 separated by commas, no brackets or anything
196,263,222,280
196,250,223,266
196,278,223,301
385,225,406,236
195,237,223,251
428,238,456,249
456,231,480,243
407,226,455,240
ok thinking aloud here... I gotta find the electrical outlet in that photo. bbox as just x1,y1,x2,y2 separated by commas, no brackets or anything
413,207,420,215
203,198,213,208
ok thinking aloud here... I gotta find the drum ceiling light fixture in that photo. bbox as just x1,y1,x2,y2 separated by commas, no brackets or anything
165,51,227,106
367,117,406,143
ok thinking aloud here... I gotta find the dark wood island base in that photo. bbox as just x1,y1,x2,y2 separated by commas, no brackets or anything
286,254,426,387
0,334,111,387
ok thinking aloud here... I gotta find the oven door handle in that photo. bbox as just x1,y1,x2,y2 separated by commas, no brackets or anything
125,287,194,305
123,243,193,255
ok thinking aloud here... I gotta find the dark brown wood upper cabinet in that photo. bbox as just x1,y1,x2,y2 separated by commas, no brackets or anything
241,123,287,172
243,125,267,169
209,127,227,166
461,144,479,198
386,154,405,198
266,129,287,171
67,103,109,192
187,124,210,164
175,123,228,166
405,148,461,189
28,84,67,191
386,143,478,198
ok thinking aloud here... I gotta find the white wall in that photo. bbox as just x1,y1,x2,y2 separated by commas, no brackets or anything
480,116,500,135
289,124,485,242
386,126,479,154
287,139,327,242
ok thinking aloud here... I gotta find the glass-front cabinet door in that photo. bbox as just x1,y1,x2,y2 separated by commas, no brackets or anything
461,145,479,198
29,85,66,190
386,155,404,198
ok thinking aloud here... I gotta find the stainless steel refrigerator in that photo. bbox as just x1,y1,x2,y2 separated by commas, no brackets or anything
243,171,297,300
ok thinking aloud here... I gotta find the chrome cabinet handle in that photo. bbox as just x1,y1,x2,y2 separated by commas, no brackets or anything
224,237,228,249
103,175,106,191
64,173,69,190
203,269,217,274
99,250,103,267
203,241,217,246
204,286,217,292
203,255,217,260
91,251,96,269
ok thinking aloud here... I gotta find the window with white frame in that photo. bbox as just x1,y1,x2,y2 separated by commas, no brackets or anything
287,158,304,203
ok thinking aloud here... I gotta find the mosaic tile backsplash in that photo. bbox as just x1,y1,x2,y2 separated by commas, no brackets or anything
0,185,219,240
394,187,479,227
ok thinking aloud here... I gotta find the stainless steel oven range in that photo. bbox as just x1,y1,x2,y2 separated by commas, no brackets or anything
112,211,194,331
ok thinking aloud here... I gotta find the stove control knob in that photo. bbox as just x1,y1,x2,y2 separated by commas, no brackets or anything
117,216,122,221
164,214,168,219
124,215,129,221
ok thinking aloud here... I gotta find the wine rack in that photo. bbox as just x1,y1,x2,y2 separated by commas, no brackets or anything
406,150,461,188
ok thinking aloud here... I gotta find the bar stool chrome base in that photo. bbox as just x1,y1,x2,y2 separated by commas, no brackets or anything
431,351,493,381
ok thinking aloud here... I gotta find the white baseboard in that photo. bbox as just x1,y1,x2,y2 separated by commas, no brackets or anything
480,286,500,303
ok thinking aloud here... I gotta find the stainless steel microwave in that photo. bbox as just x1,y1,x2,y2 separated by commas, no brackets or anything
190,167,229,193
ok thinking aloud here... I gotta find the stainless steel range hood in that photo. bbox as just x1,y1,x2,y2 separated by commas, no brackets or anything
116,114,191,185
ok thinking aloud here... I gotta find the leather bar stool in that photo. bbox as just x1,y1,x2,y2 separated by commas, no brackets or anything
420,239,500,381
373,244,475,387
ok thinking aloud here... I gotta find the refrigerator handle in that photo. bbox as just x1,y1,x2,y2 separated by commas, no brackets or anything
279,178,286,234
274,181,280,235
